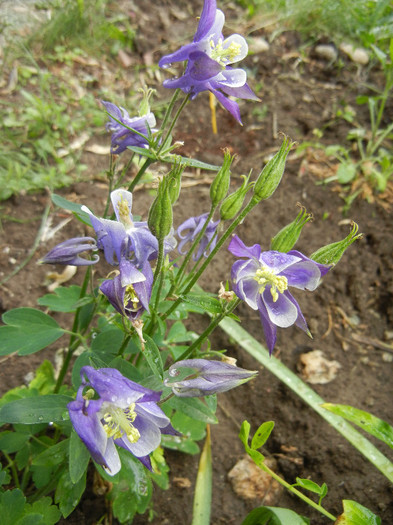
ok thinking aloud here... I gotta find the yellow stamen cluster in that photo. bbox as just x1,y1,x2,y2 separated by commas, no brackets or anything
117,195,134,228
210,38,241,65
254,267,288,302
102,404,140,443
124,284,140,311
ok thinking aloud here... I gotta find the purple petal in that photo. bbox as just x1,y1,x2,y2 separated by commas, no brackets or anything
220,81,260,101
189,52,223,81
194,0,218,42
259,251,301,273
159,42,198,68
228,235,261,259
261,287,298,328
281,261,322,291
257,296,277,355
209,87,242,123
117,415,161,457
288,250,331,277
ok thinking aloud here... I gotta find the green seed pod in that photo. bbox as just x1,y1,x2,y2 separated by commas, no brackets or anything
220,172,252,220
252,137,294,203
138,87,156,116
311,222,362,265
148,177,173,240
270,204,313,252
210,149,233,207
168,160,185,205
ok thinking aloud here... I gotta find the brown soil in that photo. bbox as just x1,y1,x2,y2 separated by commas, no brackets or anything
1,1,392,524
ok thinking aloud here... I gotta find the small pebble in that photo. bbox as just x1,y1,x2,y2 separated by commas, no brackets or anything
248,37,269,54
315,44,338,62
339,43,369,65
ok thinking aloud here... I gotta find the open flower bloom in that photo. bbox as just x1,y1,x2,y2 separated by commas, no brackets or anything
229,235,331,354
40,237,99,266
165,358,257,397
177,213,219,260
82,189,176,267
68,367,176,475
159,0,259,123
100,257,153,320
102,101,157,154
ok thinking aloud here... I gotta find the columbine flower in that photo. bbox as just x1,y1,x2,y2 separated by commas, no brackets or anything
102,101,157,154
164,358,257,397
100,257,153,321
159,0,259,123
82,189,176,267
177,213,219,260
40,237,99,266
68,366,176,474
228,235,331,354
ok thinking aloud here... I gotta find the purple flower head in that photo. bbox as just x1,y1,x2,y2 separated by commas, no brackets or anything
68,366,177,475
229,235,331,355
177,213,219,260
100,257,153,321
159,0,259,124
40,237,99,266
82,189,176,267
102,101,157,155
165,358,257,397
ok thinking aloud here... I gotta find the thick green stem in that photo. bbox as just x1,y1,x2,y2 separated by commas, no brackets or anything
4,452,19,489
260,462,336,521
127,157,154,193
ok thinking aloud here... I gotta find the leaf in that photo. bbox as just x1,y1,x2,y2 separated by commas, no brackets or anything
51,194,91,226
322,404,393,449
142,335,164,380
69,431,90,484
0,431,29,453
161,434,199,454
165,397,218,424
337,500,381,524
192,427,212,525
171,412,207,441
91,329,124,356
337,163,357,184
32,439,69,467
23,497,61,525
55,470,86,518
163,154,220,171
242,506,310,525
0,308,64,356
239,420,251,449
37,286,82,313
294,477,326,496
0,489,26,525
0,395,72,424
251,421,275,450
180,293,222,315
28,360,56,395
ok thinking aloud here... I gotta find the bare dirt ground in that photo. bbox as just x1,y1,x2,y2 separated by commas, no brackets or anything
1,1,392,523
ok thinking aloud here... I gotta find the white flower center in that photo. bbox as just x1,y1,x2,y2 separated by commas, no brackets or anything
210,38,242,65
117,195,134,229
254,266,288,302
124,284,140,311
101,403,140,443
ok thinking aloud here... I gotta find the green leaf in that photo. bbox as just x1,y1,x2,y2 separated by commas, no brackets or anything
143,335,164,380
166,321,194,343
338,500,381,524
0,489,26,525
69,431,90,484
161,434,199,454
180,293,222,315
294,477,326,496
337,162,357,184
91,329,124,356
165,397,218,424
55,470,86,518
239,420,251,449
251,421,275,450
51,194,92,226
127,145,157,160
322,404,393,449
37,286,83,313
0,395,72,424
242,506,310,525
28,361,56,395
32,439,69,467
163,155,220,171
112,491,137,523
192,428,212,525
0,308,64,356
23,497,61,525
0,463,11,487
171,412,207,441
108,357,142,383
0,431,29,453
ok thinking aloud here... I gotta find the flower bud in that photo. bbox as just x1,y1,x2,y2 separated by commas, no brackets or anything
148,177,173,241
210,149,233,207
270,204,313,252
220,172,252,220
138,87,156,117
40,237,99,266
310,222,362,265
167,160,185,205
164,359,257,397
252,137,294,202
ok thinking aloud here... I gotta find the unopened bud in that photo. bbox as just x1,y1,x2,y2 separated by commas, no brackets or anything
252,137,294,202
148,177,173,240
167,160,185,205
210,149,233,207
311,222,362,265
271,204,313,252
220,172,253,220
138,87,155,116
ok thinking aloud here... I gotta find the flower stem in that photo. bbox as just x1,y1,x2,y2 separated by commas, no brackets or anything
158,94,190,155
127,157,154,193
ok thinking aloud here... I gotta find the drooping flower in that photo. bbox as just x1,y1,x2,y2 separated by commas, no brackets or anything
102,101,157,155
100,257,153,321
228,235,331,354
165,358,257,397
159,0,259,123
68,366,177,474
82,189,176,267
177,213,219,260
40,237,99,266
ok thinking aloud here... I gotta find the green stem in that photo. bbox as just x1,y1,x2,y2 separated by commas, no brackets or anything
103,155,115,217
118,334,131,357
127,157,154,193
158,89,181,137
158,94,190,155
175,298,241,362
54,267,91,393
260,462,336,521
162,197,259,321
4,452,19,489
170,206,217,294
